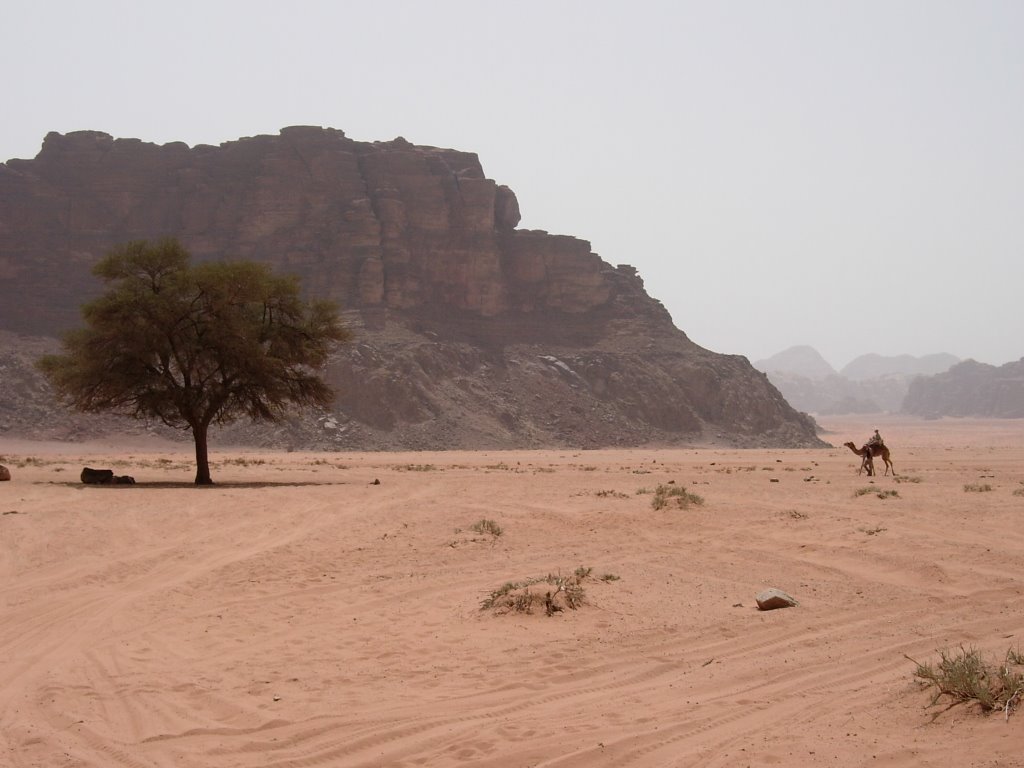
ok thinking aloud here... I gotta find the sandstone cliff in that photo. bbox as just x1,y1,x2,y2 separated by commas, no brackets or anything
0,127,822,448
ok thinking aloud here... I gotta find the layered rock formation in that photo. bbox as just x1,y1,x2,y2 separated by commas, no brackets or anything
0,127,822,448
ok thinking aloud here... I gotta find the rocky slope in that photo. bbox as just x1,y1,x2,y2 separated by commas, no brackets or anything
902,359,1024,418
0,127,822,449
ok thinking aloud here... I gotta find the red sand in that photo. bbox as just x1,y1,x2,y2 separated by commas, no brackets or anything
2,415,1022,767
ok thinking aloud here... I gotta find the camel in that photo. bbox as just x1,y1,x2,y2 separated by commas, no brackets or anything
843,442,894,477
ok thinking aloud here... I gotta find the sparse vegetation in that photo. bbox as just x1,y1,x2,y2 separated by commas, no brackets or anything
469,519,503,537
1013,487,1024,498
651,484,705,510
595,489,629,499
481,568,593,615
859,525,887,535
964,483,993,493
894,474,922,484
786,509,809,520
908,646,1024,719
854,487,898,499
599,573,621,582
397,463,438,472
220,457,267,466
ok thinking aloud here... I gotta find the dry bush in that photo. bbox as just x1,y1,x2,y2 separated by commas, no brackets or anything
469,518,503,537
651,484,705,510
481,567,593,615
908,646,1024,719
964,483,993,492
854,487,899,499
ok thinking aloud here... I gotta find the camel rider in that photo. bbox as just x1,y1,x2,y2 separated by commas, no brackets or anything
865,429,884,452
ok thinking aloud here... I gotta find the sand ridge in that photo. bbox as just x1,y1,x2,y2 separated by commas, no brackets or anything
1,416,1022,767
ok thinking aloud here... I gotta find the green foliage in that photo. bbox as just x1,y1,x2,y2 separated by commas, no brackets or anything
38,239,349,484
651,484,705,510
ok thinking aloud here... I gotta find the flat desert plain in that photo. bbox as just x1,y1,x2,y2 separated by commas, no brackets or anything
1,416,1022,768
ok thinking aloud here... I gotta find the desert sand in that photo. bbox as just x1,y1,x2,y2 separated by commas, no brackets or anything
1,415,1022,767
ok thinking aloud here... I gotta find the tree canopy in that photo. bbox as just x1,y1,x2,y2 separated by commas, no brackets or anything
39,238,350,484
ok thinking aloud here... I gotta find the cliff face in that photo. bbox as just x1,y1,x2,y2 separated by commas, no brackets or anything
0,127,822,448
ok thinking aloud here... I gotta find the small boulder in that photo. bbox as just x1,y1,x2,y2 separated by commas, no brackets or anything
0,465,10,481
81,467,115,484
756,588,799,611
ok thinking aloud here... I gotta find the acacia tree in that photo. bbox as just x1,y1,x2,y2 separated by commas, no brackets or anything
39,238,350,484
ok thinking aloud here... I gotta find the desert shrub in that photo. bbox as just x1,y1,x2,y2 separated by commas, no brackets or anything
908,646,1024,718
894,474,923,484
469,518,503,537
599,573,621,582
1012,486,1024,498
221,457,266,466
397,463,437,472
481,568,592,615
595,489,629,499
651,484,704,510
964,483,993,493
854,487,898,499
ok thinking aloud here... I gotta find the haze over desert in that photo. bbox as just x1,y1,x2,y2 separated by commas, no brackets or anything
2,415,1022,767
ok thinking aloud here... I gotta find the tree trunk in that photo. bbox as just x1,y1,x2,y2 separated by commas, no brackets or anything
192,421,214,485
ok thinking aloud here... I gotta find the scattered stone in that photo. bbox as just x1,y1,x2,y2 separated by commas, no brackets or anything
0,465,10,481
756,588,799,611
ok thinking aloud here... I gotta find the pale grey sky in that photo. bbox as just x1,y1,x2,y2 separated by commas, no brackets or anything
3,1,1022,368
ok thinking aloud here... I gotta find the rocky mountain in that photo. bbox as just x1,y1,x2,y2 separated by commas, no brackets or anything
902,359,1024,418
0,127,822,449
754,347,959,415
840,353,960,381
754,346,837,380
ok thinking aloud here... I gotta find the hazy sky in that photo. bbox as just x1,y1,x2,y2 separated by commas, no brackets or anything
3,1,1021,368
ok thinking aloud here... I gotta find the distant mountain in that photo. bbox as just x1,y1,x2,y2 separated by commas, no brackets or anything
755,347,960,415
754,346,837,380
841,353,960,381
903,359,1024,418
